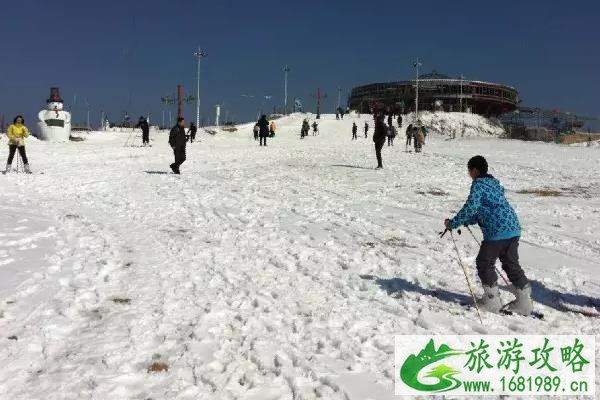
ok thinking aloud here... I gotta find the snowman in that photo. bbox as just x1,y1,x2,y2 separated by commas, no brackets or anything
37,87,71,141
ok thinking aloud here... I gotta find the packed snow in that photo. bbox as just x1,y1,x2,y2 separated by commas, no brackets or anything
0,113,599,399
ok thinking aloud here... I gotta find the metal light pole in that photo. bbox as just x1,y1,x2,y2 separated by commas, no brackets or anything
460,74,465,112
85,98,90,129
283,65,290,114
193,48,206,127
413,59,422,121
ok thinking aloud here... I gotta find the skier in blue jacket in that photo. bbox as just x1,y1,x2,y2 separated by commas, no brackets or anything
445,155,532,316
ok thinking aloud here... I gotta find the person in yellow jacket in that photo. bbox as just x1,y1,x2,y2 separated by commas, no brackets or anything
269,121,276,137
4,115,32,174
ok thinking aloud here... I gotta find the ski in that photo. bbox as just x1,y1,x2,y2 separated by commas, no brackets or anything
554,295,600,318
500,309,545,320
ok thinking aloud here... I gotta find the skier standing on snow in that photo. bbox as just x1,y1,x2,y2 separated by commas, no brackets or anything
257,114,270,146
188,122,197,143
373,114,386,169
269,120,277,138
397,115,403,128
4,115,31,174
352,122,358,140
312,121,318,135
364,122,369,138
136,116,150,146
444,155,532,316
168,117,187,174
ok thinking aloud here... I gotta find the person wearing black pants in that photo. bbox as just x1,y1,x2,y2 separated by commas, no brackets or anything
373,115,386,169
257,114,269,146
169,117,187,174
405,124,413,148
445,155,532,315
188,122,197,143
5,115,31,174
136,116,150,146
352,122,357,140
7,145,28,165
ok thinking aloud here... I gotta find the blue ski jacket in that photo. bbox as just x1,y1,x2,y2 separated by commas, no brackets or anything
450,175,521,241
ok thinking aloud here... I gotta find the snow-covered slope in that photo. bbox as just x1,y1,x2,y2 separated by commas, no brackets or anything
0,114,598,399
405,111,506,137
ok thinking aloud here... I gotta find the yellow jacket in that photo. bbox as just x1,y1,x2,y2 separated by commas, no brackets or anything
7,123,29,146
270,121,276,131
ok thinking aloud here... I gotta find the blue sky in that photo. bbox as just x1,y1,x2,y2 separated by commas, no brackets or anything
1,0,598,127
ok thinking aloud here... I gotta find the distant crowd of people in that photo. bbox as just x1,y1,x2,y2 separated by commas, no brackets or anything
1,110,428,176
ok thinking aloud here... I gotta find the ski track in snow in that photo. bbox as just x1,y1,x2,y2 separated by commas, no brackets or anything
0,113,599,399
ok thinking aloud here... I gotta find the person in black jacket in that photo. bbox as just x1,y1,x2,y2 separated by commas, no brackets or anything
373,115,386,169
188,122,197,143
352,122,358,140
364,122,369,138
136,117,150,146
169,117,187,174
257,114,270,146
405,123,414,149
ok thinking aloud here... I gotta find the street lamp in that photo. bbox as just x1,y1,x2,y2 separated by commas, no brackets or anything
459,74,465,112
261,95,272,116
193,48,207,128
161,95,175,128
310,89,326,119
283,65,290,114
413,59,422,121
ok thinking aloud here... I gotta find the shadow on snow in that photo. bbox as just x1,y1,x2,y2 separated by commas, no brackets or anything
361,274,599,317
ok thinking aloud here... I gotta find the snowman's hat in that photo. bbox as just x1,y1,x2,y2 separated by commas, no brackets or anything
46,87,63,103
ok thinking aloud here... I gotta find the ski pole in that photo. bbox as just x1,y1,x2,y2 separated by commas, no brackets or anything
465,225,511,289
16,148,21,173
450,230,483,325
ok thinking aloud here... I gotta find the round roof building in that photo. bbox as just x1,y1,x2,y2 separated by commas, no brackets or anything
349,70,519,116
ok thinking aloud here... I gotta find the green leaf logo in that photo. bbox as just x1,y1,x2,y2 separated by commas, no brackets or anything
400,339,464,392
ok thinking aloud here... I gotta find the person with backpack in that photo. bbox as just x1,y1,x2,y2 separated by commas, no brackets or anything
352,122,358,140
188,122,197,143
257,115,270,146
4,115,31,174
444,155,532,316
364,122,369,138
373,114,386,169
168,117,187,174
136,116,150,146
